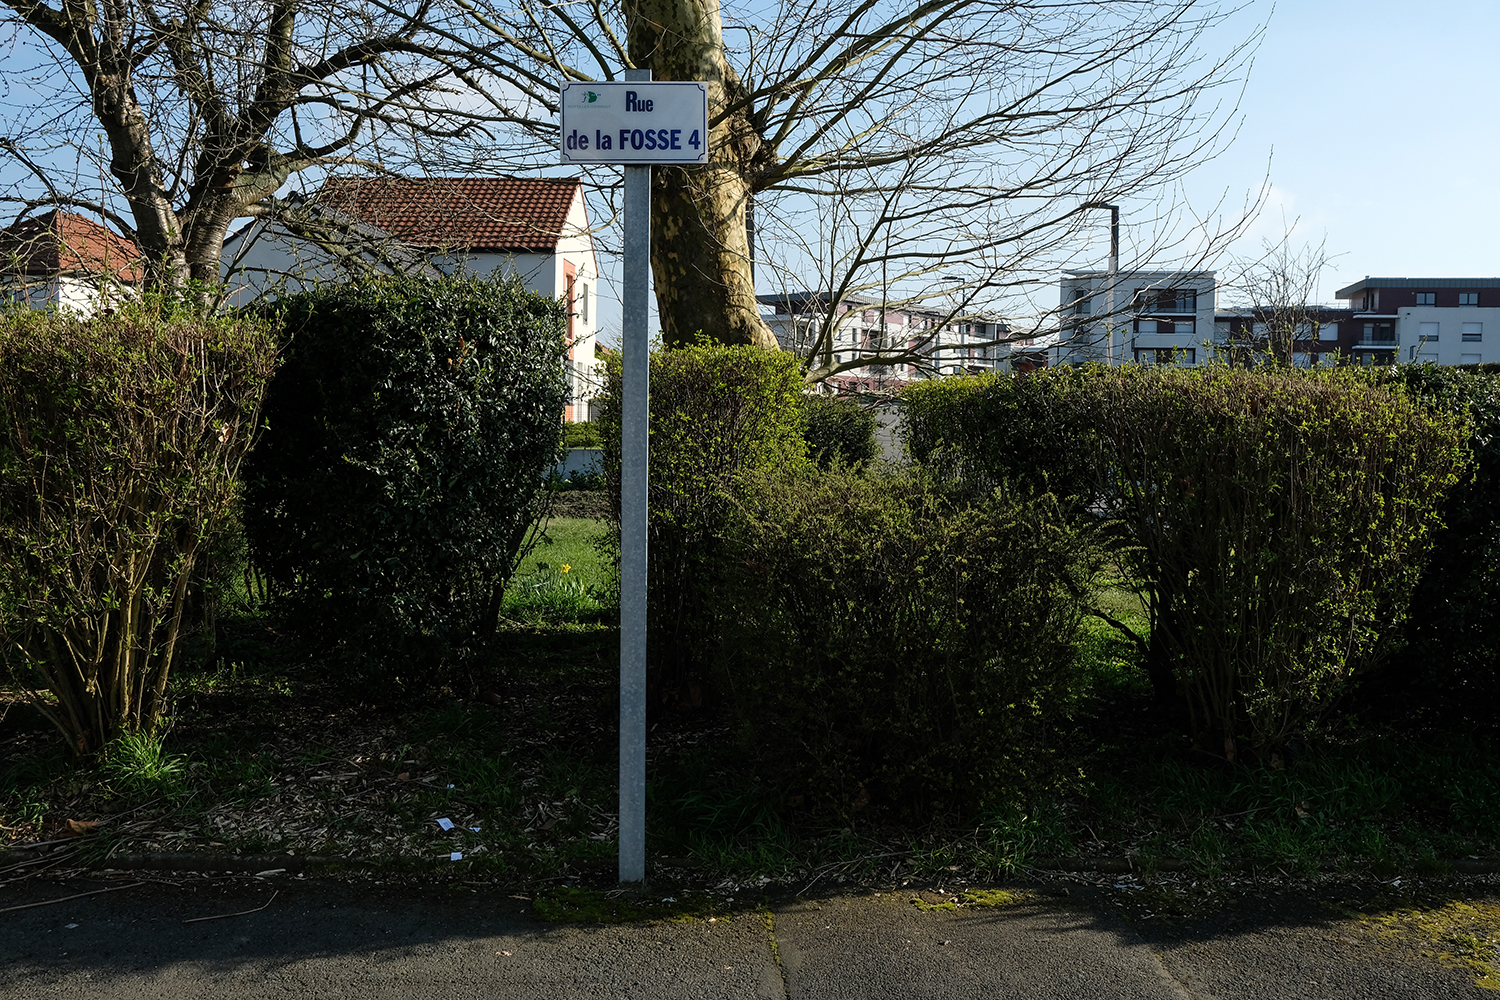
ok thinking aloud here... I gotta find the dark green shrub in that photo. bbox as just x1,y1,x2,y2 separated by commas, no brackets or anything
717,467,1099,820
801,392,878,468
1364,365,1500,724
903,367,1103,508
598,343,808,704
242,275,568,687
0,305,276,753
562,420,602,448
906,366,1468,754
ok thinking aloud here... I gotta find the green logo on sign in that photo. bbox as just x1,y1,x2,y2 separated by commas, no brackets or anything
586,91,598,103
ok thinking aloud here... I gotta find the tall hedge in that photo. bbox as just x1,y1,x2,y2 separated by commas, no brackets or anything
0,305,276,753
598,343,808,706
717,468,1099,819
905,366,1468,754
801,392,879,469
242,275,568,686
1365,365,1500,723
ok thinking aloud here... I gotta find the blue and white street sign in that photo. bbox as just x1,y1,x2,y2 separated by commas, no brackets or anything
559,82,709,165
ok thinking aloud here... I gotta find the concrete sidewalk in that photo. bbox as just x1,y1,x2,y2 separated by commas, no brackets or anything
0,875,1485,998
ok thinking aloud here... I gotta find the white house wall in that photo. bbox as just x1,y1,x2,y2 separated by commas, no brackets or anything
3,275,136,315
1397,306,1500,365
220,220,413,306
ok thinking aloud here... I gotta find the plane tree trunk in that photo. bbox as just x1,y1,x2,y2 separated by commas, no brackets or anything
625,0,779,350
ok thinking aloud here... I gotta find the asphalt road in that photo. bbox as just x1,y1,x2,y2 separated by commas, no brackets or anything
0,874,1487,998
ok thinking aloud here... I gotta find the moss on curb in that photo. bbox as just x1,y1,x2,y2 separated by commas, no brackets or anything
1360,899,1500,991
911,888,1024,912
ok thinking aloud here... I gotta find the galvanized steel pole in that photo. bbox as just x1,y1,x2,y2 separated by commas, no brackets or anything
618,67,652,885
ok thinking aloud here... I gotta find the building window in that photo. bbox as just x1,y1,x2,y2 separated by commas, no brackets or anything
1419,321,1440,343
1461,293,1480,307
1363,321,1395,344
1416,292,1435,306
1133,288,1196,314
1463,322,1483,342
1072,288,1091,315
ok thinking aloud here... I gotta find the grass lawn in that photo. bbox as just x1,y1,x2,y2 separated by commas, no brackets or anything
5,526,1500,891
503,516,615,623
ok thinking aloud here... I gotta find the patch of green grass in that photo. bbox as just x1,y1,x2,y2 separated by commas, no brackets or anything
502,516,615,623
1072,731,1500,876
513,517,612,587
97,731,191,801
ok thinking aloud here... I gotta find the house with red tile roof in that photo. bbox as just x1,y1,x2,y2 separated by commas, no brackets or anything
0,209,143,313
223,176,601,420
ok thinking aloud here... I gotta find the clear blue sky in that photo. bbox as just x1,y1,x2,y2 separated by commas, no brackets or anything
1165,0,1500,302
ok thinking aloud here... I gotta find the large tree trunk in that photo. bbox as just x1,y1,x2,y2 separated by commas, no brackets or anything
624,0,779,350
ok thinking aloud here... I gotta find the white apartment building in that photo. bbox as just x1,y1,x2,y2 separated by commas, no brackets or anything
759,292,1017,389
1332,278,1500,366
1054,270,1217,367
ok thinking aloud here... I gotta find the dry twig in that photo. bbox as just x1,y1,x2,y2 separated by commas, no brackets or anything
181,889,279,924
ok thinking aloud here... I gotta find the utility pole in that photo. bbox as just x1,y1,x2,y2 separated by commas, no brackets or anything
1084,202,1121,364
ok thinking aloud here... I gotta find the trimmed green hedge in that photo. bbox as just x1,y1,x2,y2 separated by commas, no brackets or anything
905,366,1468,754
717,467,1100,819
1365,365,1500,723
598,343,808,705
801,392,878,469
243,275,568,688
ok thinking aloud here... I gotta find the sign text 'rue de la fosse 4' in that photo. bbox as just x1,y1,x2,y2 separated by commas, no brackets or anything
559,82,709,165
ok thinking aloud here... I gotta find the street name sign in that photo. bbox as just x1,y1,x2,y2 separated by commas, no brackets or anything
559,81,709,165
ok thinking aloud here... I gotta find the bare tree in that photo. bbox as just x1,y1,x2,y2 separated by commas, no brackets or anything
458,0,1261,358
0,0,1260,356
1223,230,1335,365
0,0,516,294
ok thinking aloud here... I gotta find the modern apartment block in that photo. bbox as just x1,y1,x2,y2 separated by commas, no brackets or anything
1054,270,1218,366
1053,270,1500,369
759,292,1015,390
1330,278,1500,366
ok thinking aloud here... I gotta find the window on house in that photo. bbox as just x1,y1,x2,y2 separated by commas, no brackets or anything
577,282,589,322
1071,288,1091,315
1461,293,1480,307
1416,292,1435,306
1364,321,1395,343
1419,321,1440,343
1463,322,1483,342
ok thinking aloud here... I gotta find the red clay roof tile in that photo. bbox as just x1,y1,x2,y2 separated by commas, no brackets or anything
0,209,144,282
315,176,583,253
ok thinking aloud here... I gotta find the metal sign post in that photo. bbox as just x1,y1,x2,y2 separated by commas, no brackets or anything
560,72,708,885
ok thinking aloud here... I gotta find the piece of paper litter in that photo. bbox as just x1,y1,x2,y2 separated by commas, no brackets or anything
436,817,455,831
450,852,463,861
